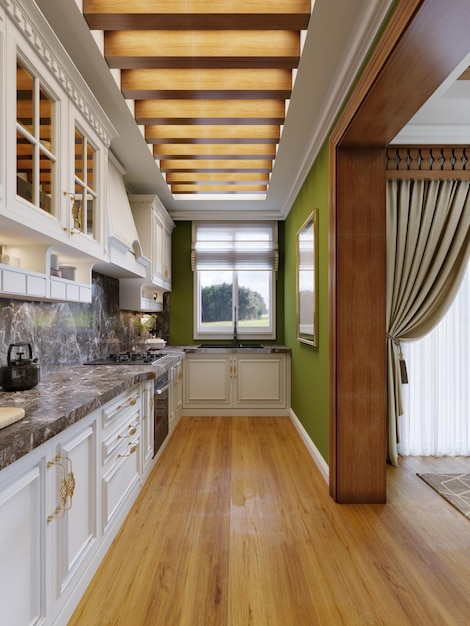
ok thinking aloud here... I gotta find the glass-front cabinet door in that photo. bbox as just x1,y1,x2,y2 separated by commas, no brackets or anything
16,58,56,216
73,127,98,241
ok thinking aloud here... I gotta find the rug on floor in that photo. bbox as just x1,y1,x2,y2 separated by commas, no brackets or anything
417,473,470,519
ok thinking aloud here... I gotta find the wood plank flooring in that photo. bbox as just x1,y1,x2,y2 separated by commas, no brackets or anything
69,417,470,625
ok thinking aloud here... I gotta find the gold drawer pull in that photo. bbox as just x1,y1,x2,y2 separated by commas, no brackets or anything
118,426,137,439
47,455,76,523
116,397,137,410
118,443,138,458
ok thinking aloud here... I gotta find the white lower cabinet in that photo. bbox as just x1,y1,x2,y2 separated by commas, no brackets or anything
183,352,290,416
0,409,99,626
50,413,99,625
0,444,49,626
0,378,169,626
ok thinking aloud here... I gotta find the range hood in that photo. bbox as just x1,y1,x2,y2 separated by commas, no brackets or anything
93,154,150,279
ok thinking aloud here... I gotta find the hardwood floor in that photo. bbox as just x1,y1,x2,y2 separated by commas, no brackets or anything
69,417,470,625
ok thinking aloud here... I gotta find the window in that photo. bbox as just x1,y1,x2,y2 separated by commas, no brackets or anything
73,127,97,239
16,58,56,214
192,222,278,339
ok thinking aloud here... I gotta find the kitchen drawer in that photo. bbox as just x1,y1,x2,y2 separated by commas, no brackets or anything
101,436,140,534
102,414,140,467
27,274,47,297
1,267,46,297
101,386,141,431
49,277,92,303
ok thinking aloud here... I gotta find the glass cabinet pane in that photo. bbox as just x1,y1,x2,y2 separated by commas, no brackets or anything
16,59,55,215
39,87,53,151
75,129,84,182
87,142,95,191
16,62,33,135
16,131,34,203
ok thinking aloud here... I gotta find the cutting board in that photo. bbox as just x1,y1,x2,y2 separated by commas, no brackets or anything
0,407,26,429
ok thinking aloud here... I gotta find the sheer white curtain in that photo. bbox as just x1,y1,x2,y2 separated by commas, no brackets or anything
398,261,470,456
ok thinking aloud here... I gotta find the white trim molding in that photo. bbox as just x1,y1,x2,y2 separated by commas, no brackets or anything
289,409,329,484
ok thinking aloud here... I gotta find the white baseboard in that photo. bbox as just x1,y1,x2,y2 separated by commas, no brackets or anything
289,409,329,484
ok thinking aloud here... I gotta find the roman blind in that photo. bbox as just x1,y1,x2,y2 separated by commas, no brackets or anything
191,222,279,271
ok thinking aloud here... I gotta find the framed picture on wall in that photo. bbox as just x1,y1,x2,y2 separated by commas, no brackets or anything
296,209,318,347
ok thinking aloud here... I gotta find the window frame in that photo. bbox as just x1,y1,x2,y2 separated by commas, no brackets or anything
192,222,277,341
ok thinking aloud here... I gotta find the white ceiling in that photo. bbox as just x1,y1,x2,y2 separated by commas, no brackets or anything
34,0,408,220
392,50,470,145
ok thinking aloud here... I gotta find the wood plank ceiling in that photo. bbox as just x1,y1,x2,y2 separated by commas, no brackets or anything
82,0,311,197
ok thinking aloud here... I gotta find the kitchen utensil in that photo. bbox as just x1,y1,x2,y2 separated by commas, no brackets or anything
59,266,78,281
0,343,40,391
145,338,166,349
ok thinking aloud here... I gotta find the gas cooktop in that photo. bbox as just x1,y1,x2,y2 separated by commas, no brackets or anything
85,351,167,365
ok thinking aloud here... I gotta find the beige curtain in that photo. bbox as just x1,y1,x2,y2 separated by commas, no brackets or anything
386,179,470,466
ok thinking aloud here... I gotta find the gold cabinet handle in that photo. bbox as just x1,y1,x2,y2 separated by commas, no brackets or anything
47,455,75,523
118,442,138,458
116,397,137,410
118,426,137,439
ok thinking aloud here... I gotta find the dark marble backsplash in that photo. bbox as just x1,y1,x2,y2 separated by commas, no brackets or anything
0,272,169,374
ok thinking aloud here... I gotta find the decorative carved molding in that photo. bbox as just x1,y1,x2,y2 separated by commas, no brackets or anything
386,146,470,179
2,0,112,147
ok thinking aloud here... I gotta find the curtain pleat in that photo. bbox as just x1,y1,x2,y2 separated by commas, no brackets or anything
386,179,470,465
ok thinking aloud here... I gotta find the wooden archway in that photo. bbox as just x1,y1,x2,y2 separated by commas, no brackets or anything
329,0,470,503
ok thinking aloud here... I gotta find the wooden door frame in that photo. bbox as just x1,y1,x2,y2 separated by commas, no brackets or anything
329,0,470,503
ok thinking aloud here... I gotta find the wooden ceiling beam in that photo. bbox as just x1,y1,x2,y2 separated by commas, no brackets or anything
170,183,268,194
166,172,269,183
145,124,280,143
121,68,292,99
135,99,285,125
160,159,272,171
83,0,310,31
104,30,300,69
153,143,277,158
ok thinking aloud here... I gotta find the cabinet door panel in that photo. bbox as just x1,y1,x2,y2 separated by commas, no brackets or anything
52,419,98,617
0,463,46,626
27,274,47,297
102,439,140,533
236,357,285,406
2,268,26,294
184,356,231,406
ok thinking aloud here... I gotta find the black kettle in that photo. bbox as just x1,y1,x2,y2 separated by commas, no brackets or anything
0,343,40,391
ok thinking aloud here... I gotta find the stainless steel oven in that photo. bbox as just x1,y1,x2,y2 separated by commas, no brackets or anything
154,371,170,456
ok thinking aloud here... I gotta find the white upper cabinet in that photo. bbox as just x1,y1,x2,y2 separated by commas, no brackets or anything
129,194,174,291
0,0,127,301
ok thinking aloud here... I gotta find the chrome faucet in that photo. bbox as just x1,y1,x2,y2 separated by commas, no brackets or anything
233,306,238,345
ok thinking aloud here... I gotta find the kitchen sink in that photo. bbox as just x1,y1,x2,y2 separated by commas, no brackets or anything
198,343,264,349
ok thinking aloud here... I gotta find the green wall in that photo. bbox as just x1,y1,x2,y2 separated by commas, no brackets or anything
169,222,194,346
169,221,285,346
169,142,330,463
284,142,330,463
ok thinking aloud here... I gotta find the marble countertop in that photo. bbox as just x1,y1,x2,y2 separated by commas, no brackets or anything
0,350,184,471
